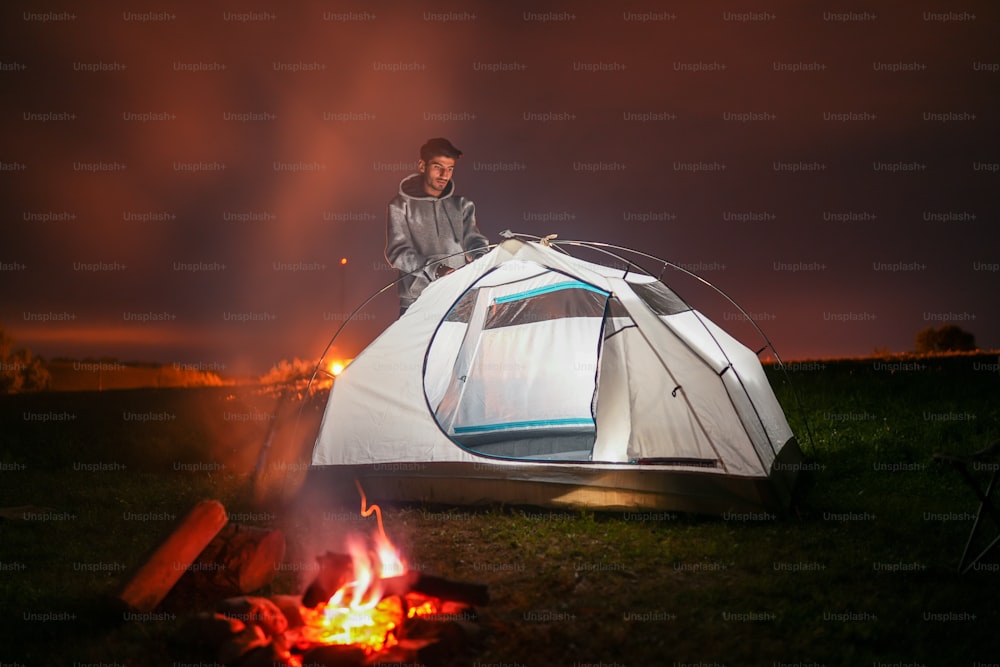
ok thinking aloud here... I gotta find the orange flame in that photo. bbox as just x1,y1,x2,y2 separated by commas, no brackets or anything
296,480,439,656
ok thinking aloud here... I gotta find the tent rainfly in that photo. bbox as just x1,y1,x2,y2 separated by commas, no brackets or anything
309,238,802,515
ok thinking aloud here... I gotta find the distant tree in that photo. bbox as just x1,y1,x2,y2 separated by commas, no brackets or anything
915,324,977,354
0,324,51,393
914,327,936,353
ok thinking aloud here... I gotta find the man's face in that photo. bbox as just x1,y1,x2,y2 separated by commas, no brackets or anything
418,155,456,196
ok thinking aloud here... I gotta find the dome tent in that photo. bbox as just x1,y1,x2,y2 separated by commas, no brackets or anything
309,237,801,515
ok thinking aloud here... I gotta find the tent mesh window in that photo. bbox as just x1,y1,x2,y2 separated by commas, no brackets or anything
431,279,610,462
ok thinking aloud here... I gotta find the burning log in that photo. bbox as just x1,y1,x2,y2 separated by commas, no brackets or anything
301,551,354,608
377,572,489,607
298,644,367,667
407,573,489,607
118,499,228,611
302,551,489,609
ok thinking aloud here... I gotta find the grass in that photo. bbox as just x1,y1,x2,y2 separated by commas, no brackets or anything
1,352,999,665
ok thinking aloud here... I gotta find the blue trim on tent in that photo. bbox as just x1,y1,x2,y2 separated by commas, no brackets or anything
453,417,595,434
493,280,609,304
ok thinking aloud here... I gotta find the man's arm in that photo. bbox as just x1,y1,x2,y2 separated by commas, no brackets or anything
385,199,429,277
459,199,489,260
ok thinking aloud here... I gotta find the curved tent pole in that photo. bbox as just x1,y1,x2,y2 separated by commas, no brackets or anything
278,276,403,476
543,237,815,456
303,243,502,394
282,244,503,473
545,239,780,467
551,239,780,361
498,229,573,255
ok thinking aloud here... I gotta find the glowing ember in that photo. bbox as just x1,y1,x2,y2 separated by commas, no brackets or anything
298,590,404,654
406,595,441,619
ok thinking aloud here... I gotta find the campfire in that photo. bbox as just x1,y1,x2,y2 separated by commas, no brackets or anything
296,484,417,656
290,551,482,665
296,537,409,655
118,483,488,667
284,482,487,665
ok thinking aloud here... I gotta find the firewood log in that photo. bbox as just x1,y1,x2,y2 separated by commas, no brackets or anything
161,524,286,610
117,499,228,612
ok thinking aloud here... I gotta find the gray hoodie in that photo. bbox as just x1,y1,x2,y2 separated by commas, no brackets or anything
385,173,489,309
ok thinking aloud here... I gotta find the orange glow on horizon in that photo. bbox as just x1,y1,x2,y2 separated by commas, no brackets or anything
12,324,197,347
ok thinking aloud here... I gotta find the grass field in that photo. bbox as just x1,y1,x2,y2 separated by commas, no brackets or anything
1,352,999,666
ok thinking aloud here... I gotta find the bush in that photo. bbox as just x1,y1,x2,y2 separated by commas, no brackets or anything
0,325,51,393
914,324,977,353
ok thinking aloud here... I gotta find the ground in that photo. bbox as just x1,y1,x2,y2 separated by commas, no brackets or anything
1,352,999,665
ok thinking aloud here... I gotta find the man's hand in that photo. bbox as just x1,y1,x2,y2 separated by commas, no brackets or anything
435,264,454,279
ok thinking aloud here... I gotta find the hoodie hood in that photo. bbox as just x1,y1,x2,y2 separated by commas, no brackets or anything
386,171,489,309
398,172,455,200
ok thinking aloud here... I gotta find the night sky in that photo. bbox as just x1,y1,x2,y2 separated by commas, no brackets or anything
2,2,998,377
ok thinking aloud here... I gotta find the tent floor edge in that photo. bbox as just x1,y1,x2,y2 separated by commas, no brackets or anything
301,459,799,518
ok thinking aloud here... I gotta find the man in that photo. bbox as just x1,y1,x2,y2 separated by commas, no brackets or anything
385,138,489,315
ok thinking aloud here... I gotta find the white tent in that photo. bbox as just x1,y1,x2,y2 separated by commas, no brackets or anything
309,238,801,515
